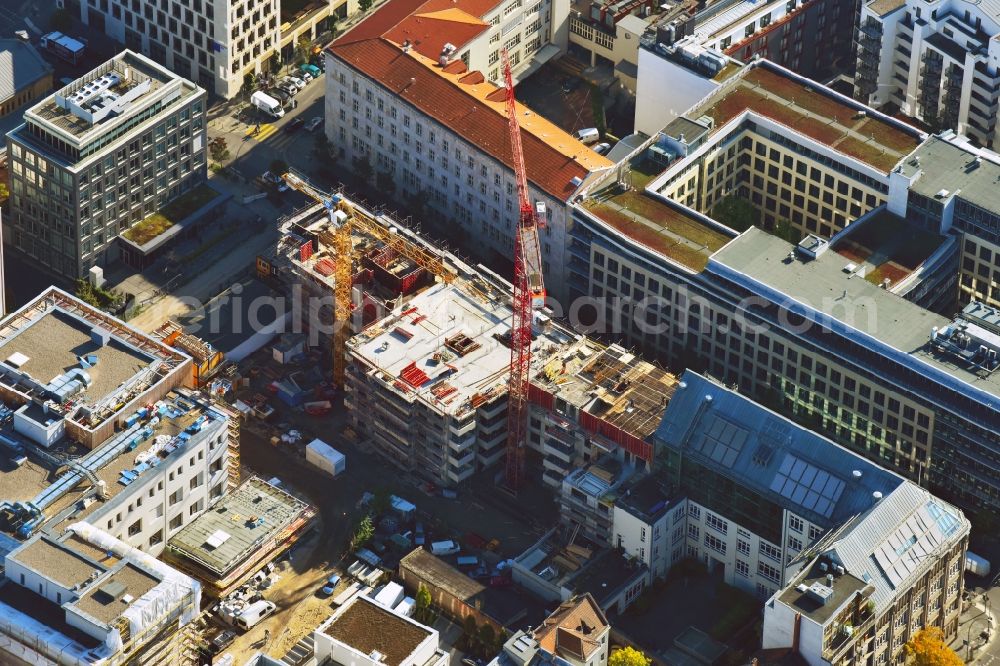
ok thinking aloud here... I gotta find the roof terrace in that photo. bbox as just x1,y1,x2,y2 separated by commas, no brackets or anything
831,210,945,288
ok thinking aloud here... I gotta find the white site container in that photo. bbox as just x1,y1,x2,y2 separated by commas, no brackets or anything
305,439,346,477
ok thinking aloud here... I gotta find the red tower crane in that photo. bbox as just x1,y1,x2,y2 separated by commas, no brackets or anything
501,48,546,490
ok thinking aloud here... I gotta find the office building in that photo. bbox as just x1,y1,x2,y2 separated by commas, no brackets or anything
855,0,1000,149
0,40,53,120
326,21,613,302
888,132,1000,309
5,50,207,279
79,0,349,97
0,523,202,665
0,287,239,549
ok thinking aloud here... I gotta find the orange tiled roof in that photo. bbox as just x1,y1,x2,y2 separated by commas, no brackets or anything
336,0,495,60
327,37,613,201
534,593,609,659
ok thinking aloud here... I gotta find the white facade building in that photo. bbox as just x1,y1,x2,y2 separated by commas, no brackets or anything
855,0,1000,148
326,27,612,303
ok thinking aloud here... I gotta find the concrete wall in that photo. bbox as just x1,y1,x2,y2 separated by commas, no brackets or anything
634,49,720,136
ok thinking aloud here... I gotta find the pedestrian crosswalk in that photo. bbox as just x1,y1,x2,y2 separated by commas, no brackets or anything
246,123,278,140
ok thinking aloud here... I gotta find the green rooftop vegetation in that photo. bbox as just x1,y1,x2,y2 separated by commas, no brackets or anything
585,189,732,271
123,183,218,246
702,66,922,172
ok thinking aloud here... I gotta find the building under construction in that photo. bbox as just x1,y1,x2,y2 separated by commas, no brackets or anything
264,198,472,368
152,321,223,388
528,344,680,488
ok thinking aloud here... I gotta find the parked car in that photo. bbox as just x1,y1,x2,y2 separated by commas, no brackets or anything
430,540,460,556
305,116,323,132
285,117,304,133
301,63,321,78
268,87,290,103
233,600,276,631
593,142,611,155
210,630,237,654
299,71,313,83
285,75,306,90
310,56,326,72
320,574,341,596
561,78,579,93
261,171,289,192
414,522,425,546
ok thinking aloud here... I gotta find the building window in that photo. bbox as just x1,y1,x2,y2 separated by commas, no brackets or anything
688,524,700,540
758,561,781,583
789,515,804,533
688,504,701,520
760,541,782,562
736,559,750,577
706,513,728,535
704,533,726,555
737,539,751,556
169,514,183,530
127,520,142,536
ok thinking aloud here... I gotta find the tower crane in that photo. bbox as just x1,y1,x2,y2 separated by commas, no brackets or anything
501,48,546,490
282,171,456,386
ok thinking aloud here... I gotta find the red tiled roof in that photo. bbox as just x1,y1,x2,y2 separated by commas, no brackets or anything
328,38,611,201
336,0,493,61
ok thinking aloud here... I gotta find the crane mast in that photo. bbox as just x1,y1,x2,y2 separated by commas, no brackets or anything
502,48,546,490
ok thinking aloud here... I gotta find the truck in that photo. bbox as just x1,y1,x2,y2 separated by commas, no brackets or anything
250,90,284,119
966,551,991,578
40,32,86,64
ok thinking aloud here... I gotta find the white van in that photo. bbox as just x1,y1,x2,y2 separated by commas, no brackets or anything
233,600,276,631
574,127,600,144
430,540,460,556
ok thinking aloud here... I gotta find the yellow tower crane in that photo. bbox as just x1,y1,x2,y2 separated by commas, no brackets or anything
282,171,456,386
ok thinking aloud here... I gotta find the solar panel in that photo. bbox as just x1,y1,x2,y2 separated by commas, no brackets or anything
694,415,748,469
769,453,844,518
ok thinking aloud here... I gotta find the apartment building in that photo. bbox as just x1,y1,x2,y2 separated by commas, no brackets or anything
78,0,347,97
0,287,238,550
4,51,207,280
492,594,611,666
326,20,613,303
0,523,202,665
855,0,1000,149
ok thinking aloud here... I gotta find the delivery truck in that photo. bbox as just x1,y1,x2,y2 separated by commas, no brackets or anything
40,32,86,64
250,90,284,119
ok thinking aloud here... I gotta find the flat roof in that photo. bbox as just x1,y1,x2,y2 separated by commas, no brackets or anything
865,0,906,16
322,596,430,666
690,62,923,172
0,308,154,400
582,189,734,271
400,547,484,600
831,210,946,288
778,561,869,625
900,134,1000,214
348,283,580,419
6,536,105,590
25,50,189,143
615,474,673,522
708,228,1000,401
71,562,158,626
166,477,311,577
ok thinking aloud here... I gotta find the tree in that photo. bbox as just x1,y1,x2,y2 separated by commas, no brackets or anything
270,159,288,176
904,628,963,666
351,515,374,550
352,155,374,185
269,50,282,75
376,170,396,195
209,137,230,162
478,624,496,655
0,182,9,203
609,647,652,666
462,615,480,651
49,8,73,32
712,194,758,233
359,0,374,12
415,584,432,623
295,36,312,65
313,132,333,160
371,489,392,516
242,72,258,97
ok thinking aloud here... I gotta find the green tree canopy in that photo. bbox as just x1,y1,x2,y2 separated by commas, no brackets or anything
711,194,758,232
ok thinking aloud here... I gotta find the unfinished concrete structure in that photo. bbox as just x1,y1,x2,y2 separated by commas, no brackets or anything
346,281,585,486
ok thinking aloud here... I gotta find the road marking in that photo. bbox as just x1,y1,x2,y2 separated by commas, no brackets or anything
247,123,278,140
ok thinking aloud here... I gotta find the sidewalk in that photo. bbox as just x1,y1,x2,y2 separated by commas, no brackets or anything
950,591,997,664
